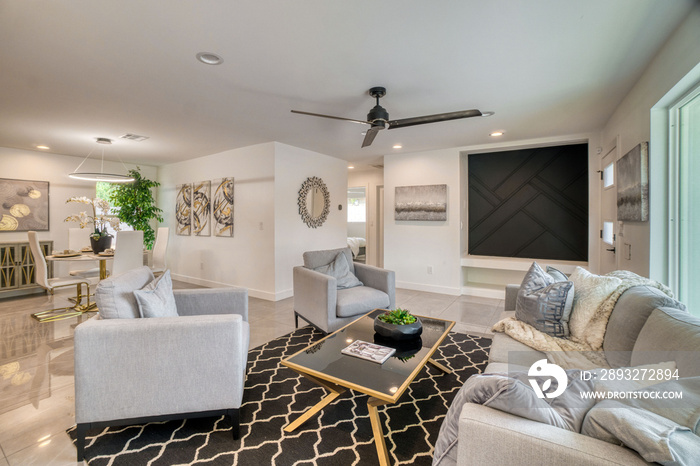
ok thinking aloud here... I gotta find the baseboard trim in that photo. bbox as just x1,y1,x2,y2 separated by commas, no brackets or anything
170,273,285,301
461,286,505,299
396,281,461,296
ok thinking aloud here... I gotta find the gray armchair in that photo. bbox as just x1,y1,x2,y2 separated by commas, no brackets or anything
293,247,395,333
74,266,249,461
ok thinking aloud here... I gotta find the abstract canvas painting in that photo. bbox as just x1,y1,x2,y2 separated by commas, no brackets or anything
213,178,234,237
175,183,192,236
192,181,211,236
395,184,447,221
0,178,49,232
617,142,649,222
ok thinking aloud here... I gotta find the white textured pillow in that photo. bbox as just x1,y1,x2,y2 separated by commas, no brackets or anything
133,270,178,318
568,267,621,342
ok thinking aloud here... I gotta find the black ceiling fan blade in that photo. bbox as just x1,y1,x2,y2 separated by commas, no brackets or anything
361,127,381,148
387,109,483,129
291,110,371,126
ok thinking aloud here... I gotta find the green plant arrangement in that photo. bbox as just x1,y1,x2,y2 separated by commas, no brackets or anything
377,308,417,325
108,168,164,250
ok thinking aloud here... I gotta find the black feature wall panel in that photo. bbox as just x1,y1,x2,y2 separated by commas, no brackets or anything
468,144,588,261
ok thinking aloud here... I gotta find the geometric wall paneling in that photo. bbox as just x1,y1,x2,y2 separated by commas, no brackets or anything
468,143,588,261
175,183,192,236
616,142,649,222
212,178,234,237
0,178,50,232
192,181,211,236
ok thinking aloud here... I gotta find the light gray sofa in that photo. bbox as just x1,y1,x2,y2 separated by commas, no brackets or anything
293,247,396,333
455,284,700,465
74,267,249,461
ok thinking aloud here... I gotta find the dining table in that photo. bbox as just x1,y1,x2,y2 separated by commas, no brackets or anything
46,250,114,280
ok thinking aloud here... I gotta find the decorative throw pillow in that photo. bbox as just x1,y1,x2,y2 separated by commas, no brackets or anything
133,270,178,318
568,267,621,342
546,266,568,282
516,262,575,337
313,252,363,289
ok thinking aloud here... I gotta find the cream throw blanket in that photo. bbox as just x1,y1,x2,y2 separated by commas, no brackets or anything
492,270,673,369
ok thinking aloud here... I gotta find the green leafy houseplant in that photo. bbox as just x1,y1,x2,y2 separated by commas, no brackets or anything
108,168,164,250
377,308,417,325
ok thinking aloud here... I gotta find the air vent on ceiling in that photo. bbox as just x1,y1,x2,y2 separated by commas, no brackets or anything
120,134,149,142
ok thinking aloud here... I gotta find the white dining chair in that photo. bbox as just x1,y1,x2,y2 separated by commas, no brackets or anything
27,231,98,322
111,230,144,277
150,227,169,275
68,227,100,278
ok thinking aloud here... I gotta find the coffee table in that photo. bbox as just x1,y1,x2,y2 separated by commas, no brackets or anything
281,309,455,465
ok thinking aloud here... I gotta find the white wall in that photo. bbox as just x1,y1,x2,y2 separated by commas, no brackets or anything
157,143,277,298
0,146,156,276
274,143,348,299
348,168,384,266
601,4,700,279
384,149,462,295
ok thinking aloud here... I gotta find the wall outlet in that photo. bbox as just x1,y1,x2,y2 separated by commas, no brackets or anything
427,266,433,275
259,222,264,230
200,262,204,270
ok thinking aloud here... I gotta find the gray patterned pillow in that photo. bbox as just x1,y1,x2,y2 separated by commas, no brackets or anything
516,262,575,337
313,252,363,289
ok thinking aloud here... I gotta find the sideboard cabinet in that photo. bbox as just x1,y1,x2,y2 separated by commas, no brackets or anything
0,241,53,298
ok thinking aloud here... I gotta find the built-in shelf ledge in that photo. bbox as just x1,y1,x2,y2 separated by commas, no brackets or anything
461,254,588,274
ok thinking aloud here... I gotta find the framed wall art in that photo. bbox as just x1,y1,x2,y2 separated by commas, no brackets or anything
0,178,49,232
192,181,211,236
212,178,234,237
394,184,447,221
175,183,192,236
617,142,649,222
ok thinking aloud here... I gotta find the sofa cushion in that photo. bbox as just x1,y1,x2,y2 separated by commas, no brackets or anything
604,286,687,368
488,332,546,367
516,262,574,337
568,267,621,343
133,270,178,318
546,266,568,282
303,247,355,275
313,252,363,289
95,266,155,319
336,286,390,318
631,307,700,377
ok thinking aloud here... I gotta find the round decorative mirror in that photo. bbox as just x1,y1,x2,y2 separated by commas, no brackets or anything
298,176,330,228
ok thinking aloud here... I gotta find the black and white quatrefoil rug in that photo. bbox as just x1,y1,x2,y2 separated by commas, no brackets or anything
68,326,490,465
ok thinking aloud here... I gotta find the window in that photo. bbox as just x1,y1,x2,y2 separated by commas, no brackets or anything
95,182,133,242
676,89,700,310
347,187,366,223
602,221,614,245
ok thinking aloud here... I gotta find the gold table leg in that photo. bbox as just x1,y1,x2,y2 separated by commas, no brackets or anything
284,372,346,433
99,260,107,280
368,397,391,466
428,358,452,375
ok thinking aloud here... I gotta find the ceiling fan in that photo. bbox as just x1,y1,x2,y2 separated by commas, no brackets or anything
291,86,493,148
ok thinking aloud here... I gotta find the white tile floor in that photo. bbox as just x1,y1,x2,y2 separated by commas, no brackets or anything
0,282,503,465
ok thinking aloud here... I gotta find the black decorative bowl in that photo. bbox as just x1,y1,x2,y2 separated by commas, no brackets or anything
373,334,422,360
374,316,422,341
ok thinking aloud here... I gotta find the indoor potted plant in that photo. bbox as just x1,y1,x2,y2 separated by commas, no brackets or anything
108,168,163,250
64,197,120,253
374,308,423,340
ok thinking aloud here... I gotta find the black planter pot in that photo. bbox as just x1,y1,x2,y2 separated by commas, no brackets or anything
374,316,423,341
90,235,113,254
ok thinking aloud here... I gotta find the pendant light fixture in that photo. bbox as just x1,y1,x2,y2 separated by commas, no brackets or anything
68,138,135,183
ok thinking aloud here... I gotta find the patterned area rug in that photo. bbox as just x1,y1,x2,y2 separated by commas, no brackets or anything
68,326,491,465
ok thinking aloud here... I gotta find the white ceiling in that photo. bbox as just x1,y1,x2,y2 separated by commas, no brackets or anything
0,0,694,168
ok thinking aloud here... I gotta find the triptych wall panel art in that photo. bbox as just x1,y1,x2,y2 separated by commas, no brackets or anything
175,178,233,237
175,183,192,236
213,178,234,237
192,181,211,236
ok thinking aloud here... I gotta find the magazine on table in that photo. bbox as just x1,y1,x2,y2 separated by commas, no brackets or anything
341,340,396,364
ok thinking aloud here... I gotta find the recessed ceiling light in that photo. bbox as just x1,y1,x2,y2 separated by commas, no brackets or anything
393,144,402,149
490,131,504,137
36,145,50,150
348,166,355,169
196,52,223,65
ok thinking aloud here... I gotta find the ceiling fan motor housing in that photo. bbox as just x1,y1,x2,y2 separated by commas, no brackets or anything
367,105,389,127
